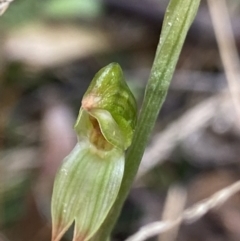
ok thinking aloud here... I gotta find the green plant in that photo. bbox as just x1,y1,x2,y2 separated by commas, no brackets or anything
51,63,137,241
51,0,201,240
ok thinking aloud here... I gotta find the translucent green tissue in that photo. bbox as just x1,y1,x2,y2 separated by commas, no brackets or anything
51,63,137,241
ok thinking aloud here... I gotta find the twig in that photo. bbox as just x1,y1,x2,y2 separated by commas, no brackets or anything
158,185,186,241
207,0,240,122
126,180,240,241
136,94,227,180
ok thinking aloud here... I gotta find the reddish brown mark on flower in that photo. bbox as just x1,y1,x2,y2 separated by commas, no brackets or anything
81,94,112,151
52,220,89,241
73,230,88,241
89,116,112,151
81,94,100,111
52,220,73,241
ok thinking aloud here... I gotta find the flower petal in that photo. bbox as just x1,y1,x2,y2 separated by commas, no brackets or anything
51,141,124,241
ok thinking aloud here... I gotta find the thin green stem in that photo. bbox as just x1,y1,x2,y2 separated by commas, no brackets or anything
92,0,201,240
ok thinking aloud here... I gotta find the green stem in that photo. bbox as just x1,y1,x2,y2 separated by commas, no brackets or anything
92,0,201,240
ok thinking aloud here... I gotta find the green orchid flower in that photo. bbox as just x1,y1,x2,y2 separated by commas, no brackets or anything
51,63,137,241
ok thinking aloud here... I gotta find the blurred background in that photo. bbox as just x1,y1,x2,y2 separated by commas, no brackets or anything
1,0,240,241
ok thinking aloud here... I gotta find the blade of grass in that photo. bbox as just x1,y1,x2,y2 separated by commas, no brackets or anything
91,0,201,240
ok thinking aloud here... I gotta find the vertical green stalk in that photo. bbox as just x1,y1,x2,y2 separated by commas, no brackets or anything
92,0,201,240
